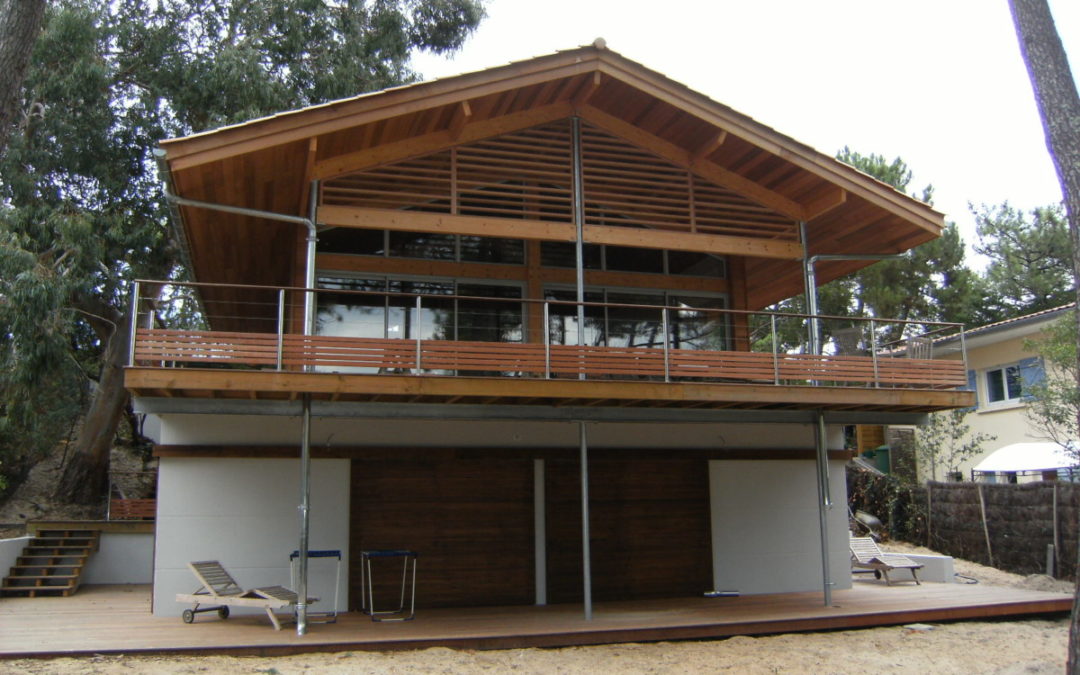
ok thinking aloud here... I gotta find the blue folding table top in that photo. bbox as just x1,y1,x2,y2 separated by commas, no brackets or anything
289,550,343,560
361,549,418,558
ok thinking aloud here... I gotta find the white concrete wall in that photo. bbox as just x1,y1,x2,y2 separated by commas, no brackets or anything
0,536,30,578
84,533,155,584
709,458,851,595
154,457,349,617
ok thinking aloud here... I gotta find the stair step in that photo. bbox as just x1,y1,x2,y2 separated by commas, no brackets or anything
1,586,77,597
3,578,76,587
4,574,79,581
31,537,96,546
25,544,93,551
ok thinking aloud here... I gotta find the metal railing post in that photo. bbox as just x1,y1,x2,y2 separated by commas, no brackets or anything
415,295,422,374
276,288,286,371
870,320,880,388
543,302,551,379
959,325,969,372
771,313,780,385
661,308,670,382
128,282,140,367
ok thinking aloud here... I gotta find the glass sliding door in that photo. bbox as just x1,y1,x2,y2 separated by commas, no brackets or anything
669,294,728,351
316,276,523,374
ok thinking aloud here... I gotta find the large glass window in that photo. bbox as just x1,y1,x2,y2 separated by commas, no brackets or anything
545,288,727,350
318,228,524,265
317,277,522,343
539,241,725,278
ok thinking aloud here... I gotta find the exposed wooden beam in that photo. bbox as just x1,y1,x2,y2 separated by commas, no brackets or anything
691,131,727,162
576,103,808,222
318,205,802,260
584,224,803,260
573,71,603,105
318,205,577,242
312,101,573,180
124,367,976,411
804,187,847,221
316,252,728,293
297,137,318,216
448,100,472,139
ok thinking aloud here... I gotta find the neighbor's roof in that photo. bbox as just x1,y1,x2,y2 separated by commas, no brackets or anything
937,303,1075,353
157,41,946,322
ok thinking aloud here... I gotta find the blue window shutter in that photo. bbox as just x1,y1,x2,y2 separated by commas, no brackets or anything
961,369,977,411
1019,357,1046,400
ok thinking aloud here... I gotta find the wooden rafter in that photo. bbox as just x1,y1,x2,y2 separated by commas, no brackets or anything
576,103,808,221
312,102,573,180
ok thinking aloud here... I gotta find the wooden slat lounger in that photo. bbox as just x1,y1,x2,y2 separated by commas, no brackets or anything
175,560,317,630
849,537,923,585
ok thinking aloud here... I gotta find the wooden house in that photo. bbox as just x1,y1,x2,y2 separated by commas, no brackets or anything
128,43,972,625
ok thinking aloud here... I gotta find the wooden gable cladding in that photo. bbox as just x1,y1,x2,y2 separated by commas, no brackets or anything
320,118,799,249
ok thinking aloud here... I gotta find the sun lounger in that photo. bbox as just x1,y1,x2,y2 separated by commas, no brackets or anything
849,537,922,585
175,560,317,630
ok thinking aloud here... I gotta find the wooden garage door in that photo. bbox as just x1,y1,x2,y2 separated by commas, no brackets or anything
546,456,711,603
349,456,534,609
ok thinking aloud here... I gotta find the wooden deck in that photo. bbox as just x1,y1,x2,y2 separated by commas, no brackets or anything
0,582,1069,658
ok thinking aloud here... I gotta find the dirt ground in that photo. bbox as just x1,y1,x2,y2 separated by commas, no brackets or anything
0,541,1073,674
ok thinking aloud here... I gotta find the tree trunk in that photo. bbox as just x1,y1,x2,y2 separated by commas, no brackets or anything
1006,1,1080,671
0,0,45,155
56,304,132,506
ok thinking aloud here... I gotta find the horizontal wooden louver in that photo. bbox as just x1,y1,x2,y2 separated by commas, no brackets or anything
321,118,796,241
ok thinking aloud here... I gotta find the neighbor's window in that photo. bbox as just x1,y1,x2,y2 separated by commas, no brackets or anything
982,358,1045,407
985,364,1022,404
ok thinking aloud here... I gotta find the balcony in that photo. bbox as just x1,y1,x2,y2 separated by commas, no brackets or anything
124,281,973,415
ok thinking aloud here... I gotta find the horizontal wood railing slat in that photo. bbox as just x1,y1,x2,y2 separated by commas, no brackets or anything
132,330,967,389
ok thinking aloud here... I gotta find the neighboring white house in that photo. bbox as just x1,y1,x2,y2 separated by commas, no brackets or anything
934,303,1074,482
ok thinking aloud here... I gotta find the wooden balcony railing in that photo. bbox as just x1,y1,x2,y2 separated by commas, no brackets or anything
128,281,969,391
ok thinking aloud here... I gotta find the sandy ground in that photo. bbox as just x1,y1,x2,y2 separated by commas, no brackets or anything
0,541,1073,675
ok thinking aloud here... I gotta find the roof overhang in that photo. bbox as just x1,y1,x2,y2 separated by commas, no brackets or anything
157,43,945,312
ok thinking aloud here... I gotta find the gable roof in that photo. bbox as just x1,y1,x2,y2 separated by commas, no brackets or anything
158,42,944,311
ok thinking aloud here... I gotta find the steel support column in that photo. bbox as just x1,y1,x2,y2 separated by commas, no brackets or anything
814,410,833,607
579,421,593,620
571,117,586,376
296,393,313,634
297,180,320,635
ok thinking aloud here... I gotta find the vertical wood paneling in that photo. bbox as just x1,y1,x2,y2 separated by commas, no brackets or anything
546,457,711,603
349,457,534,610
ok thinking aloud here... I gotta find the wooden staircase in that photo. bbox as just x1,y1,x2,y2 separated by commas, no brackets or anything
1,529,100,597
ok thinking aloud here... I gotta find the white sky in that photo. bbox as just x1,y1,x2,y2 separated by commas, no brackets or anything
412,0,1079,262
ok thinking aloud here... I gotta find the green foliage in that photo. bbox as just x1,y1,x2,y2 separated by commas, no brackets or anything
975,202,1073,320
913,409,996,482
0,0,484,492
847,467,927,542
1023,309,1080,453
